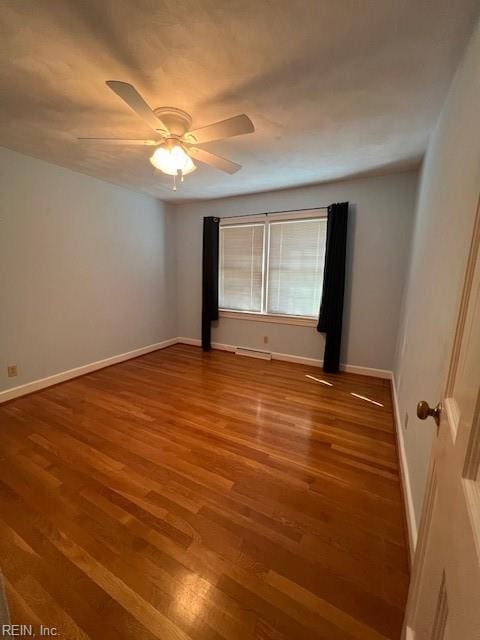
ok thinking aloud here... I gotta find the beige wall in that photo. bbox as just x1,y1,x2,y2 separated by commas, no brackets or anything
175,171,418,371
0,148,177,392
394,21,480,528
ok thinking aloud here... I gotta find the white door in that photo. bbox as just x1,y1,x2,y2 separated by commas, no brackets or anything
404,199,480,640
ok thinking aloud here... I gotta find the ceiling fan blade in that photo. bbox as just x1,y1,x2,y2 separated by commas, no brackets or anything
188,147,241,174
78,138,159,145
188,114,254,144
106,81,167,133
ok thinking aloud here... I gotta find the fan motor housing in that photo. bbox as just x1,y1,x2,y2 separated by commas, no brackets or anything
154,107,192,136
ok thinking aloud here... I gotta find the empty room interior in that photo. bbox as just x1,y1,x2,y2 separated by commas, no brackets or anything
1,2,480,639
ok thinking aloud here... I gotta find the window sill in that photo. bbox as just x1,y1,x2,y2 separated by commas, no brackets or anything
219,310,317,327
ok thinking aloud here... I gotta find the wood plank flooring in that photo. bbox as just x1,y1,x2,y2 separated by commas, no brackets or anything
0,344,409,639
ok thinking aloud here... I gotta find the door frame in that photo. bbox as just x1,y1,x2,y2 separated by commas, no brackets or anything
402,195,480,638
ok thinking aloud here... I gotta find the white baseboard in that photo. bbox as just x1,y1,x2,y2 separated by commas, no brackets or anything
342,363,392,379
272,351,322,367
212,341,236,353
176,338,391,376
177,337,324,366
175,337,202,347
391,374,418,564
0,338,178,403
1,335,394,406
176,337,238,353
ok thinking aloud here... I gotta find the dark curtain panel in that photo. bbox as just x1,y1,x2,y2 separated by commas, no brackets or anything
202,216,220,351
317,202,349,373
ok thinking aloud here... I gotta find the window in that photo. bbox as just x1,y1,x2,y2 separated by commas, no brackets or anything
219,210,327,321
219,224,264,312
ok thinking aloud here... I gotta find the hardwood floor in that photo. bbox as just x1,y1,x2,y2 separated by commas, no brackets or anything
0,344,409,640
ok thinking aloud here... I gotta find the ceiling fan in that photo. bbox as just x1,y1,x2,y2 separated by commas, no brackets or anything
78,81,255,190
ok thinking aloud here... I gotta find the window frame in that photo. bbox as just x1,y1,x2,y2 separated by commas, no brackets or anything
218,208,327,326
218,221,265,314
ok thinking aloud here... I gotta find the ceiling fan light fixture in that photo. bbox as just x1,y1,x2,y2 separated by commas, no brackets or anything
82,81,256,188
149,144,196,176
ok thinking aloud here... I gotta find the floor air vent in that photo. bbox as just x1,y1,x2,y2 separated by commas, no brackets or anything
235,347,272,361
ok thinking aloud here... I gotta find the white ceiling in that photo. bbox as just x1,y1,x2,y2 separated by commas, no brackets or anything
0,1,478,202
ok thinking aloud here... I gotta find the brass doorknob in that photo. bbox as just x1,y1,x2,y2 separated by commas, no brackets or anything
417,400,442,426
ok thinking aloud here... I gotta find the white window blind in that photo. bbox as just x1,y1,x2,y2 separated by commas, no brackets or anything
219,224,264,312
219,211,327,319
267,218,327,317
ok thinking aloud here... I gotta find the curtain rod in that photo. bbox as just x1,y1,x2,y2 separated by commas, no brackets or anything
219,206,328,220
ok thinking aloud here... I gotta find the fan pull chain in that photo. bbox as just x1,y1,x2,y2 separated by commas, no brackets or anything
172,168,184,191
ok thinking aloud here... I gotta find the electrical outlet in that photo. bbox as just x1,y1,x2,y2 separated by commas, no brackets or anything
404,411,409,430
7,365,18,378
263,336,269,344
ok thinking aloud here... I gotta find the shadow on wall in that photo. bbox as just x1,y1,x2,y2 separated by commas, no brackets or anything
341,203,357,364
